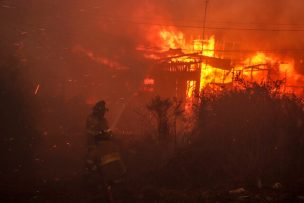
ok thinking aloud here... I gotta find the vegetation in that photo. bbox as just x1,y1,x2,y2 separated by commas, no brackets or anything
146,96,183,145
118,82,304,202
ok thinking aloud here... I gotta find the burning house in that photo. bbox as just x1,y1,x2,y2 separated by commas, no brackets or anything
141,32,304,101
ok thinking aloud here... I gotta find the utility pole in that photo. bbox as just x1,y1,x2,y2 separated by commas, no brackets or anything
200,0,210,94
202,0,209,43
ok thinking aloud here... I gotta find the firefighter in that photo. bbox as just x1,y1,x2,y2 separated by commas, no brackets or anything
86,100,110,151
85,101,126,202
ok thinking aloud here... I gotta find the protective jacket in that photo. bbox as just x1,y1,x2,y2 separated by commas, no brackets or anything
86,114,109,149
86,139,126,184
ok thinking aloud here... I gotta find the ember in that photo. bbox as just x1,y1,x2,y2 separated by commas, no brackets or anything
34,84,40,95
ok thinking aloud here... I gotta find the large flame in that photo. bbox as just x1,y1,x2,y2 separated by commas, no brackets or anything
159,29,186,50
200,36,219,91
150,28,303,97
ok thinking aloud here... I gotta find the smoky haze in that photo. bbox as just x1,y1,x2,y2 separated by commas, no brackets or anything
1,0,304,87
1,0,304,180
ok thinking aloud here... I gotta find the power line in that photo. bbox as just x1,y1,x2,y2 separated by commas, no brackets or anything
100,18,304,32
99,14,304,27
202,0,209,40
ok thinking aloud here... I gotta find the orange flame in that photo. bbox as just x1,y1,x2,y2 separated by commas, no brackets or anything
159,29,186,50
157,28,303,95
200,36,218,91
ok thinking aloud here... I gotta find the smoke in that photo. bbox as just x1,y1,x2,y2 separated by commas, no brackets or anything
1,0,304,181
1,0,303,127
2,0,304,72
206,0,304,49
1,0,303,115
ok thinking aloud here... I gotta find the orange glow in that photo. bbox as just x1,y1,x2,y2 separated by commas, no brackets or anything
144,78,155,85
185,80,197,113
193,40,203,52
233,52,275,83
240,52,299,86
159,29,186,50
144,27,304,98
148,27,193,53
186,80,196,98
246,52,270,65
72,45,124,69
143,78,155,92
200,36,218,91
202,36,215,57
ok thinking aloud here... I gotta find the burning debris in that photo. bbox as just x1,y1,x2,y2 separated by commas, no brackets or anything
140,28,304,104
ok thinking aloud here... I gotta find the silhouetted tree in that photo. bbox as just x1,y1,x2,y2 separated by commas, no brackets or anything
147,96,184,145
147,96,172,144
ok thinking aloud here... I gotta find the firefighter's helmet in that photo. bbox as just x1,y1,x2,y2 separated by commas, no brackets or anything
93,100,109,113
